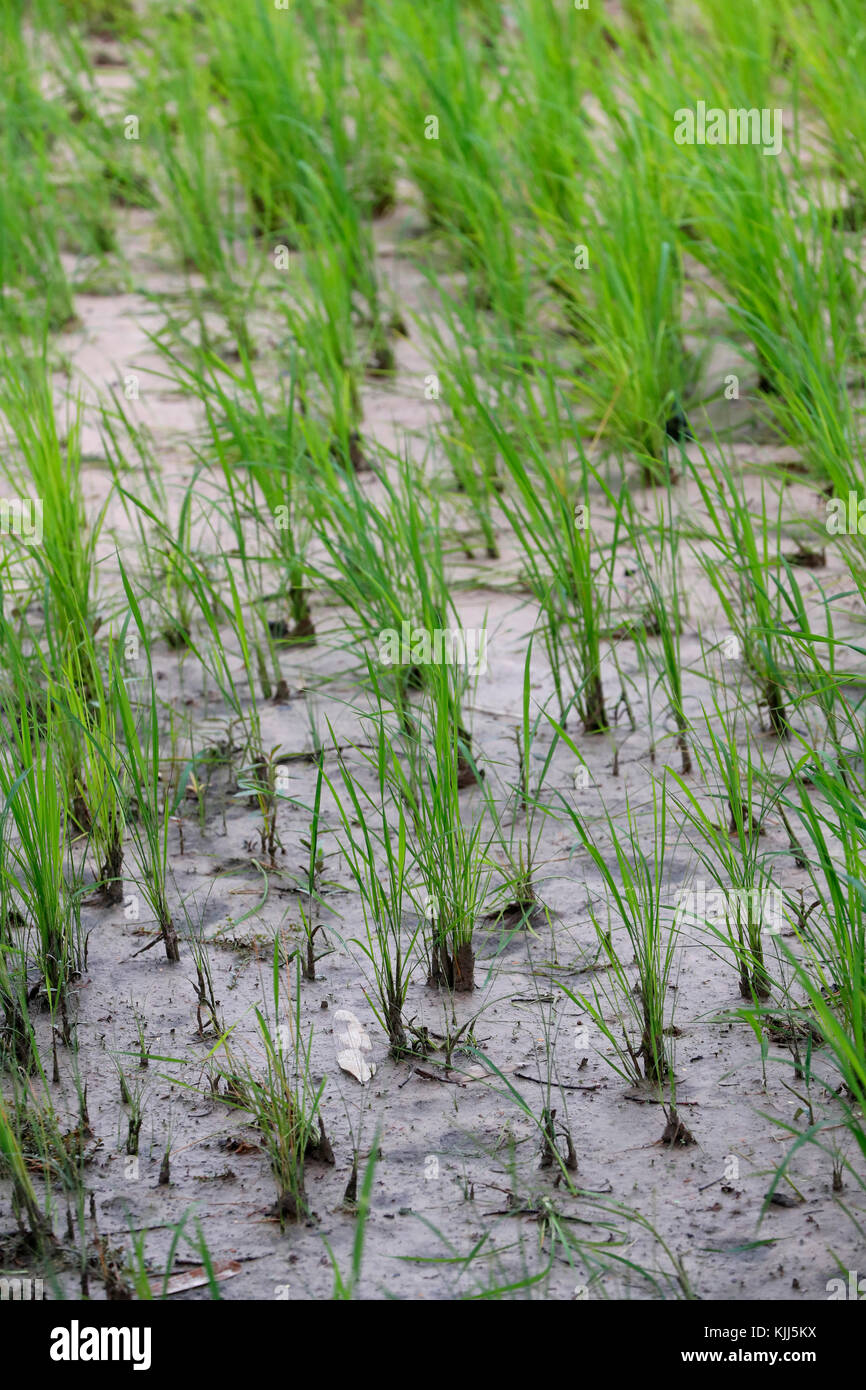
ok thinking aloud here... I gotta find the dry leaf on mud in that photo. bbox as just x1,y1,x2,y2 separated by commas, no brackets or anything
334,1008,376,1084
152,1259,241,1297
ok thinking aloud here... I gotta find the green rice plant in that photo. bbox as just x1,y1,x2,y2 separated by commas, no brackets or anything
215,948,330,1226
568,110,691,478
54,634,126,905
489,402,621,731
687,444,793,738
323,1139,379,1300
485,640,561,919
419,294,508,560
762,934,866,1209
288,747,332,983
670,700,779,1001
0,887,37,1073
102,395,203,652
0,5,75,334
0,361,105,698
778,760,866,1068
399,671,494,993
154,342,317,651
310,454,472,734
678,125,862,483
554,777,679,1087
124,1208,223,1300
0,1090,52,1248
330,718,421,1055
109,580,184,963
626,491,692,773
136,14,257,355
0,681,83,1035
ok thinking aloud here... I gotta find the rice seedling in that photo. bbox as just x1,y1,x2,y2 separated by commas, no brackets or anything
0,360,104,699
486,642,561,921
215,948,331,1226
687,444,794,739
108,585,185,963
400,673,494,994
329,717,420,1055
0,680,84,1038
670,703,779,1001
495,424,621,733
626,490,693,774
555,779,679,1088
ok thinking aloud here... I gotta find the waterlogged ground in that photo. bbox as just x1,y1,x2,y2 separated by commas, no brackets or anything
2,15,865,1304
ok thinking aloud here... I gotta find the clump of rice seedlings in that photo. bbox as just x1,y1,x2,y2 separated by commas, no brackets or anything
569,109,692,480
0,363,104,699
56,636,126,905
421,298,507,560
493,412,619,731
556,777,679,1087
216,949,331,1226
688,444,792,739
0,1091,53,1249
159,343,317,651
679,125,861,484
188,931,224,1042
0,681,83,1038
123,1208,222,1300
486,642,560,921
780,761,866,1074
109,588,183,963
627,492,692,774
401,675,493,993
330,715,421,1055
0,7,76,333
0,892,38,1073
289,748,332,983
762,928,866,1218
671,702,777,1001
311,454,473,733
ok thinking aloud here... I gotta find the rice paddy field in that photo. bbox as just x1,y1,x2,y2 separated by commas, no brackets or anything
1,0,866,1316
